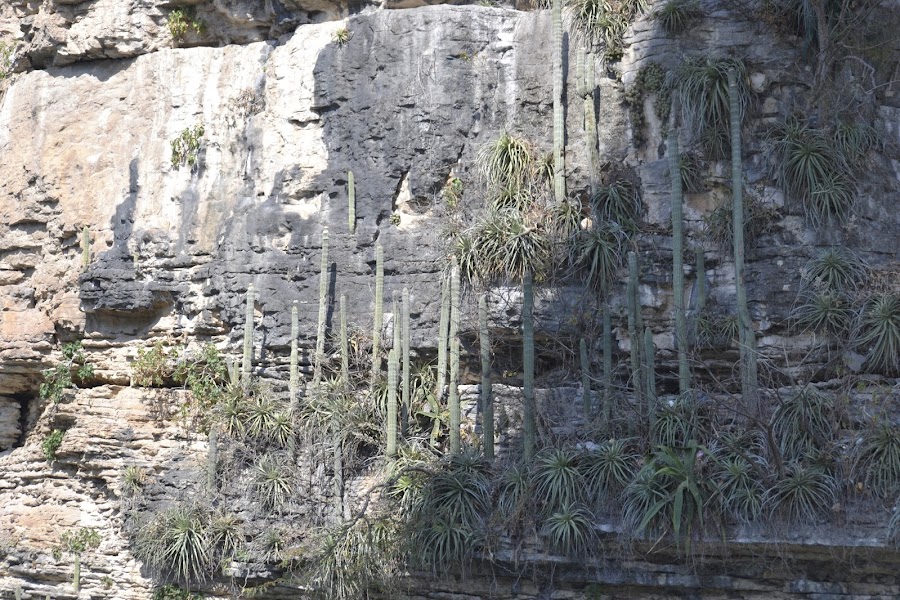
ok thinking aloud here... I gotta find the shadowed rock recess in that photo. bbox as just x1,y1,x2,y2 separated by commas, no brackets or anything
1,0,899,598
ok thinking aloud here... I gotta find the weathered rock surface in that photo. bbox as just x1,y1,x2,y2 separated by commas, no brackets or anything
0,0,898,598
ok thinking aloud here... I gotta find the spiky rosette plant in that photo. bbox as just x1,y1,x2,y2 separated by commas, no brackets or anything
591,179,641,235
791,290,853,336
852,294,900,376
653,0,702,35
569,221,626,292
802,247,868,293
476,132,534,190
765,463,836,525
580,438,640,510
852,421,900,500
771,389,837,463
532,447,584,515
540,501,596,558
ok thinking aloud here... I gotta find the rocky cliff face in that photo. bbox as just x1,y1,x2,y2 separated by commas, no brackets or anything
0,0,898,598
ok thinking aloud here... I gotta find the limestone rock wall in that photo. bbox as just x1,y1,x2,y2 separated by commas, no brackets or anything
0,0,898,598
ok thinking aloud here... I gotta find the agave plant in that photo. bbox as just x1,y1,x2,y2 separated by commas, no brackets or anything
702,194,778,255
771,389,837,462
532,447,585,515
580,438,640,508
674,56,751,159
540,501,596,557
591,180,641,234
565,0,647,57
768,118,856,228
245,394,281,442
791,290,853,336
653,0,702,35
765,462,836,525
253,453,294,510
652,393,707,448
136,503,212,585
466,208,553,284
889,506,900,548
496,463,532,526
832,121,880,166
209,511,244,562
853,294,900,376
476,133,534,189
852,421,900,499
802,247,868,293
714,456,765,524
569,221,626,292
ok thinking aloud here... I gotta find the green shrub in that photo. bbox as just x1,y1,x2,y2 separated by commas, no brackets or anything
174,344,229,409
122,465,148,496
0,40,13,80
132,341,173,387
42,429,65,462
167,8,205,42
171,125,205,169
40,341,93,404
625,62,671,146
153,585,203,600
566,0,648,60
135,503,212,585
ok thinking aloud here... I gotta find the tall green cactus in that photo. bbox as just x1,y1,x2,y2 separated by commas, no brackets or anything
479,294,494,460
552,0,566,205
313,227,329,387
585,51,599,198
242,284,255,386
348,170,356,233
207,428,218,490
602,304,613,427
448,258,461,456
523,271,536,461
729,69,759,409
371,244,384,383
401,287,411,438
436,272,450,402
644,327,657,436
392,290,403,434
580,338,591,419
340,294,349,386
696,248,707,312
387,348,398,458
290,300,299,414
627,253,643,410
669,130,691,394
80,226,91,271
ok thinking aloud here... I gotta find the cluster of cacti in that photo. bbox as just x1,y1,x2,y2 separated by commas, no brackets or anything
669,130,691,394
81,226,90,271
242,284,255,387
401,287,411,436
728,69,759,409
448,258,461,455
314,228,330,386
387,348,398,458
523,271,536,461
627,253,643,414
479,294,494,460
347,170,356,233
552,0,565,205
371,244,384,383
580,338,591,418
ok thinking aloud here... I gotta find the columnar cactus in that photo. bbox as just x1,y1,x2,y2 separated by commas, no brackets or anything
80,226,90,271
436,272,450,401
242,284,255,386
585,51,599,198
340,294,349,386
392,290,402,432
448,258,461,456
669,130,691,394
602,304,613,427
290,300,299,413
402,287,411,437
729,69,759,410
552,0,566,205
696,248,707,312
313,227,329,387
207,428,218,490
479,294,494,460
387,348,398,458
371,244,384,383
627,253,643,408
644,327,657,435
523,270,536,461
348,170,356,233
580,337,591,419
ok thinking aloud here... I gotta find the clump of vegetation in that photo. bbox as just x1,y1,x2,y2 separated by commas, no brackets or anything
40,341,94,405
625,62,671,146
152,585,203,600
122,466,148,497
132,341,175,387
0,40,13,80
566,0,648,61
135,503,217,586
765,463,836,525
853,294,900,376
168,8,206,42
441,177,464,209
674,56,751,159
591,179,642,234
332,27,351,46
653,0,703,35
702,193,778,255
171,124,205,169
767,117,860,228
60,528,101,592
692,310,739,349
42,429,65,462
852,420,900,499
